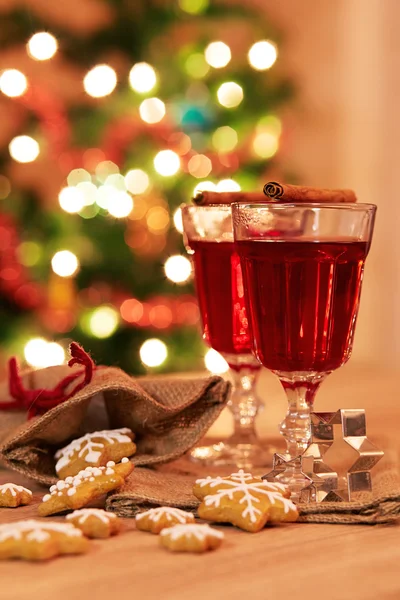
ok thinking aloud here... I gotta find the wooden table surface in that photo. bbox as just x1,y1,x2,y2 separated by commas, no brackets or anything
1,364,400,600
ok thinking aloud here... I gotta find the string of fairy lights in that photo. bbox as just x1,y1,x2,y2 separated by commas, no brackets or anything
0,10,280,374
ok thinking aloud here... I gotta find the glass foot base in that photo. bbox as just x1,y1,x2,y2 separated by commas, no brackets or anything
189,440,277,470
262,453,311,502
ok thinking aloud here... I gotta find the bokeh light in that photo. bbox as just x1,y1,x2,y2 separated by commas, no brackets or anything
248,40,277,71
216,179,241,192
212,126,238,153
188,154,212,178
24,338,65,368
179,0,208,14
67,168,91,187
129,62,157,93
58,187,85,213
204,41,231,68
154,150,180,176
184,53,210,79
193,180,216,195
164,255,192,283
173,207,184,233
258,114,282,136
140,338,168,367
27,32,58,61
18,241,42,266
105,173,126,190
149,304,173,329
84,64,117,98
51,250,79,277
95,185,113,209
139,97,166,124
147,206,170,233
107,190,134,218
252,131,279,158
125,169,150,194
77,181,97,206
89,305,119,338
217,82,243,108
0,69,28,97
95,160,119,183
9,136,40,163
204,348,229,374
120,298,144,324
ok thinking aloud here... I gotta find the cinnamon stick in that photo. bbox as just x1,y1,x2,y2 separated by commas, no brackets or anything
193,183,357,206
193,191,268,206
263,182,357,203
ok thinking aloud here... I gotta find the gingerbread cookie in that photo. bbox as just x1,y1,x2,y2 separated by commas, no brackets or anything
193,469,290,500
55,428,136,479
38,458,133,517
0,520,88,561
160,524,224,553
66,508,121,538
0,484,33,508
136,507,195,534
196,470,298,532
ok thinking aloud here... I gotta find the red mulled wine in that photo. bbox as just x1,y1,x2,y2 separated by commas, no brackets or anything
189,240,251,356
237,239,369,372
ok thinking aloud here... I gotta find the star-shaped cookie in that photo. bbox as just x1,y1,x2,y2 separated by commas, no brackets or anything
195,470,298,532
0,520,88,561
0,484,33,508
38,458,133,516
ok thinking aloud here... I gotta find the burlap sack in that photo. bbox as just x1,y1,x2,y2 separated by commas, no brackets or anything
0,363,230,485
106,457,400,524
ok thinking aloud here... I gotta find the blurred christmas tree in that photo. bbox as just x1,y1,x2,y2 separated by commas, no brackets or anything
0,0,293,375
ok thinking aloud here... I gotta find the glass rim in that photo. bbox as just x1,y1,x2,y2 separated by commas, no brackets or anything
181,204,231,212
231,202,377,211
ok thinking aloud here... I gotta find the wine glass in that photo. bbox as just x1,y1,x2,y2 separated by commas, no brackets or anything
182,204,276,468
232,202,376,495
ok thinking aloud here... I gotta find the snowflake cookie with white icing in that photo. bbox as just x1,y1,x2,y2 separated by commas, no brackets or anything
136,507,195,534
0,484,33,508
38,458,134,517
195,470,298,533
0,520,88,561
55,428,137,479
160,524,224,553
66,508,121,538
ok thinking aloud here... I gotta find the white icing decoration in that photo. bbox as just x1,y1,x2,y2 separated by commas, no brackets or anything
42,460,129,503
67,508,117,525
160,524,224,542
0,520,82,543
136,507,194,524
106,461,115,467
197,470,296,524
55,428,133,474
0,484,32,497
121,457,129,464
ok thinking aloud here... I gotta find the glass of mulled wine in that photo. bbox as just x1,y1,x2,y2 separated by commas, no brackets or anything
182,204,275,468
232,202,376,494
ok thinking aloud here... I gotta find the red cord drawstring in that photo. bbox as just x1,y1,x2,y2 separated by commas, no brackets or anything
0,342,95,419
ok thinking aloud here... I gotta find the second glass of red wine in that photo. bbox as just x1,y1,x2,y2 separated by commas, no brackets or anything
232,202,376,495
182,204,275,468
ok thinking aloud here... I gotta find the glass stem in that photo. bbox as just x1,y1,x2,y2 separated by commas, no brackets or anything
280,382,317,459
228,366,262,446
274,372,326,491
